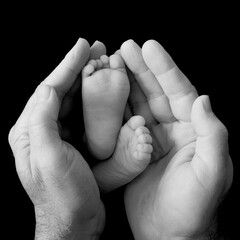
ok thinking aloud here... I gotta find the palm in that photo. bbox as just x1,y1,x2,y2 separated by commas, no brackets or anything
42,142,103,220
150,118,196,161
14,99,104,225
54,144,105,227
121,39,232,239
125,120,211,238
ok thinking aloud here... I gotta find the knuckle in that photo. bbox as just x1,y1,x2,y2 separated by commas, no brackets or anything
8,126,29,155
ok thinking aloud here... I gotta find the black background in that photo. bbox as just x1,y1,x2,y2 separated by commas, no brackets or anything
2,5,238,240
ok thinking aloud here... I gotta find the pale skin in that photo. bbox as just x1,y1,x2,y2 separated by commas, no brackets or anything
82,54,131,160
82,54,153,192
120,39,233,240
8,37,233,240
8,38,107,240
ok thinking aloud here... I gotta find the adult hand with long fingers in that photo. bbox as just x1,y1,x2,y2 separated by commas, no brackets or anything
121,40,233,240
8,38,106,240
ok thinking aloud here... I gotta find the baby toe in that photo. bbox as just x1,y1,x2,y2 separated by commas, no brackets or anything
100,55,109,67
96,59,103,69
135,126,150,136
137,143,153,153
134,151,151,162
88,59,98,68
109,54,125,70
82,64,95,78
138,133,152,144
127,116,145,131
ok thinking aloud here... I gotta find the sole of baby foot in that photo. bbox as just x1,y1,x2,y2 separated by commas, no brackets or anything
82,54,130,160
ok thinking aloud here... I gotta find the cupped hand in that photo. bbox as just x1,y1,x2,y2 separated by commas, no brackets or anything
8,39,106,239
121,40,233,240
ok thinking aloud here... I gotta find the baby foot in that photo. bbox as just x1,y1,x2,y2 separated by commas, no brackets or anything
82,54,130,160
93,115,153,192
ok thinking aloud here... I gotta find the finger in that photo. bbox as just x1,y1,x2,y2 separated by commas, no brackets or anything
28,85,62,169
191,96,232,186
127,68,156,126
58,75,81,119
142,40,198,122
114,49,121,55
42,38,90,101
121,40,174,123
89,40,107,59
60,40,106,108
113,48,133,121
14,38,90,133
52,39,96,119
59,41,107,124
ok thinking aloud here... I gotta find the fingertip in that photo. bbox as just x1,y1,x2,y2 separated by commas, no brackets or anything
92,40,103,45
192,95,228,138
76,37,91,48
68,38,90,62
142,39,175,75
114,49,121,56
121,39,148,74
60,38,91,75
192,95,211,117
70,37,91,64
121,39,139,55
120,39,135,50
142,39,161,52
90,40,107,59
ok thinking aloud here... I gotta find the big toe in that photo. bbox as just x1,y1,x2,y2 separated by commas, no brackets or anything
109,54,125,70
126,115,145,130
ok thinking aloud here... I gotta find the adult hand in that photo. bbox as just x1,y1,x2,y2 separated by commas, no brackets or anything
8,39,106,240
121,40,233,240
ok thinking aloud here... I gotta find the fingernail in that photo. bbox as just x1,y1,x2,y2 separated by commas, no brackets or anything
37,85,51,102
202,95,212,113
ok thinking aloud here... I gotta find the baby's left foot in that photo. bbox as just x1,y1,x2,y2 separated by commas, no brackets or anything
93,115,153,192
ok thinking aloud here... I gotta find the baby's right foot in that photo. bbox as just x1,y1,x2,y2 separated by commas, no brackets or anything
82,54,130,160
93,116,153,192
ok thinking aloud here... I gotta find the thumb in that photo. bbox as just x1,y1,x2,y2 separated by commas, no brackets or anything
191,95,230,173
28,84,62,162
